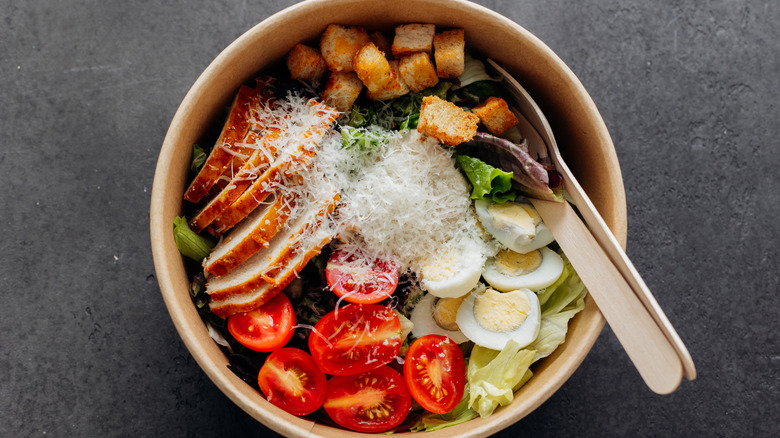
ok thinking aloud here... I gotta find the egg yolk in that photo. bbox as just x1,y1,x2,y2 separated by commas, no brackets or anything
494,249,543,276
487,202,541,234
433,296,467,331
473,288,531,332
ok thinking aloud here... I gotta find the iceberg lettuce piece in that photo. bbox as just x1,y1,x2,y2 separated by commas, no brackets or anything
537,255,586,312
467,340,536,418
529,302,584,362
531,257,587,360
410,384,479,432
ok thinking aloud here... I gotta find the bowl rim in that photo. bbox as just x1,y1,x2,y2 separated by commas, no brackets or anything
150,0,626,436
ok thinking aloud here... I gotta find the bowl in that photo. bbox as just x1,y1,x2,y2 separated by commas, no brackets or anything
150,0,627,436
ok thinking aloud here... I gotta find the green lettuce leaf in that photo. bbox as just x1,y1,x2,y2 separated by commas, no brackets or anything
530,256,587,361
536,255,586,312
410,384,479,432
173,216,215,262
190,144,207,173
467,340,536,417
455,154,516,203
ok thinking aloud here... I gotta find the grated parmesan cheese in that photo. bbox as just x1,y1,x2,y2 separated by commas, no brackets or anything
314,126,482,274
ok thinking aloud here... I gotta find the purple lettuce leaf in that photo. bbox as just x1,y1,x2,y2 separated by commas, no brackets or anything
457,132,563,202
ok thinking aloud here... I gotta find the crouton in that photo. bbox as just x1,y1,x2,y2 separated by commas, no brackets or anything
286,43,327,83
368,60,409,101
352,42,394,95
417,95,479,146
320,24,371,72
392,23,435,58
433,29,465,78
322,71,363,112
369,31,393,58
398,52,439,93
472,96,520,136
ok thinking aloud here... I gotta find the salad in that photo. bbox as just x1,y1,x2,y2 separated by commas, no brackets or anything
173,23,588,433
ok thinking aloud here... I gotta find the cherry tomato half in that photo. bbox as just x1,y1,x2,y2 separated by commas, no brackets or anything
323,366,411,433
227,293,295,352
403,334,466,414
257,348,327,416
326,248,399,304
309,303,402,375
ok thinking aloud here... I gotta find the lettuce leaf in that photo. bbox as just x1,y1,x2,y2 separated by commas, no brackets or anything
467,340,536,417
465,254,587,417
530,256,587,361
455,154,516,203
173,216,215,262
190,144,207,173
457,132,562,202
410,384,479,432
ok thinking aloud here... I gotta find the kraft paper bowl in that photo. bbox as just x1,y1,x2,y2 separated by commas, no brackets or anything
150,0,627,436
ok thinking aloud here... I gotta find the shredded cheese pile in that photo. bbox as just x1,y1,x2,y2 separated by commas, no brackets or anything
315,127,480,272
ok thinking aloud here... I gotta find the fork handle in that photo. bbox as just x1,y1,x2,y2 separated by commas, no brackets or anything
531,198,683,394
486,58,696,381
555,161,697,380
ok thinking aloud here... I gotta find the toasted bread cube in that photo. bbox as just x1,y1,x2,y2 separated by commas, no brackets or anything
286,43,327,83
392,23,436,57
322,71,363,112
352,42,394,95
417,95,479,146
433,29,465,78
472,97,520,136
369,31,393,58
368,60,409,101
398,52,439,93
320,24,371,72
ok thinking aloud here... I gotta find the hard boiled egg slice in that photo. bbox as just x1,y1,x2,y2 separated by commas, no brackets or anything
474,198,554,253
420,235,487,298
410,293,470,343
483,247,564,292
456,285,541,350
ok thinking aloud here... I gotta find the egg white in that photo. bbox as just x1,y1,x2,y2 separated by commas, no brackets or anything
474,198,554,253
420,234,487,298
410,293,470,343
483,247,564,292
456,285,541,350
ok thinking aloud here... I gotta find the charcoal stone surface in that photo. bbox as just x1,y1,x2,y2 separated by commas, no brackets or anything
0,0,777,436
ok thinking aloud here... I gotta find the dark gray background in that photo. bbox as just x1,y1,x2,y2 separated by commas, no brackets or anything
1,0,777,436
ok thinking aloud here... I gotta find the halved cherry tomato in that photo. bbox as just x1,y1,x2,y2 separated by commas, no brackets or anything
403,334,465,414
325,248,399,304
323,366,411,433
257,348,327,416
309,303,402,375
227,293,295,352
